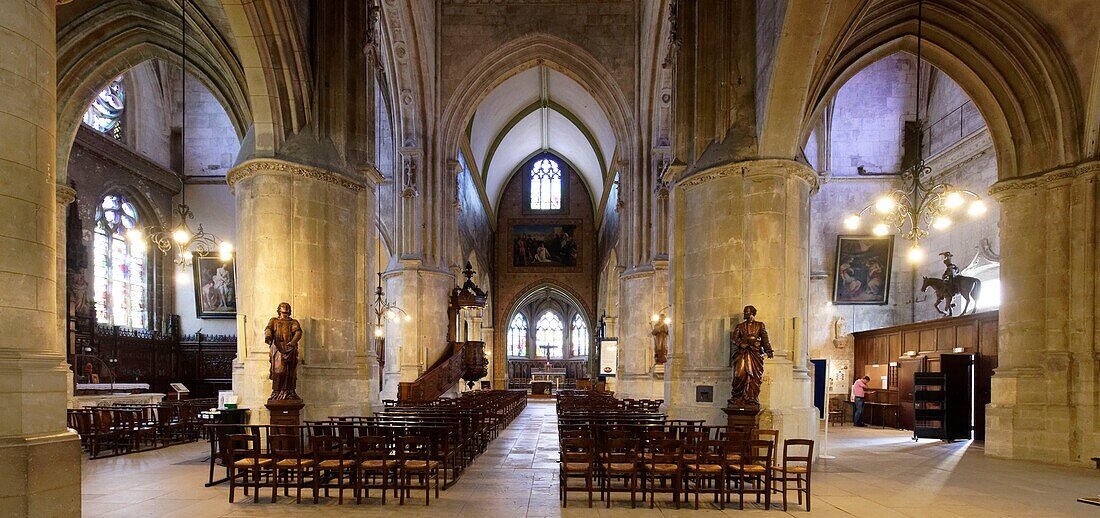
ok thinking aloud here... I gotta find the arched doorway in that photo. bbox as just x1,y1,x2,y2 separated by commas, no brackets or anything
504,284,592,394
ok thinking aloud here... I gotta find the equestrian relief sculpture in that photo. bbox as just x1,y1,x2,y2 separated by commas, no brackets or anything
921,251,981,317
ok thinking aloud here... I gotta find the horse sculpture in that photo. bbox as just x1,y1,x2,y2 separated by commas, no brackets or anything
921,275,982,317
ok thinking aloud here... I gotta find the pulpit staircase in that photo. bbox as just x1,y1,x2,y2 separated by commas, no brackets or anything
397,263,489,403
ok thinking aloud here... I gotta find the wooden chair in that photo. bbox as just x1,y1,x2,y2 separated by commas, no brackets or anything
311,435,355,504
771,439,814,511
227,434,272,503
684,440,726,510
642,439,682,509
559,437,595,508
397,435,440,505
355,435,398,504
599,437,640,508
828,397,847,426
729,439,772,510
751,428,780,464
269,433,313,503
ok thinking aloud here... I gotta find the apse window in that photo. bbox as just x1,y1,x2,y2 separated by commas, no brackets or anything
83,76,125,141
507,313,528,357
534,311,564,358
571,314,589,357
94,194,148,328
530,158,562,210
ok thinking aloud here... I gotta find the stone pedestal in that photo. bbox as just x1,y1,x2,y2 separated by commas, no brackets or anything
266,398,305,426
723,402,762,432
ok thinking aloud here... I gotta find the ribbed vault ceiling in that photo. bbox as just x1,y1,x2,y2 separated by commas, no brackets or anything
467,66,616,211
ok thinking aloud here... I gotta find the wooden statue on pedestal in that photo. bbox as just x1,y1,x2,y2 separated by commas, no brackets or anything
724,305,773,431
265,302,304,425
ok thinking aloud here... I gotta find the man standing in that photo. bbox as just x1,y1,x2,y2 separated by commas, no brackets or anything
852,375,870,427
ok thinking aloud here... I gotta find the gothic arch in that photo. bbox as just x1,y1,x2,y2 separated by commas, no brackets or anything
802,0,1084,179
440,33,638,189
56,1,253,182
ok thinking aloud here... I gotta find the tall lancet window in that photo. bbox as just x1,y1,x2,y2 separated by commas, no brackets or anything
571,314,589,357
534,311,564,359
507,313,528,357
83,76,125,140
530,158,562,210
93,194,148,328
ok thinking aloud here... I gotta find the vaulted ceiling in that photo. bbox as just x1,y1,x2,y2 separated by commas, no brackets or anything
466,66,616,212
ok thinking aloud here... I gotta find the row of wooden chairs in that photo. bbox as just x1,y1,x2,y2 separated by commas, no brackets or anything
559,433,814,511
68,401,211,458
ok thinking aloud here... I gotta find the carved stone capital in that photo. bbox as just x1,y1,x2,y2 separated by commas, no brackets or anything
677,159,819,192
988,161,1100,200
226,159,366,193
56,183,77,205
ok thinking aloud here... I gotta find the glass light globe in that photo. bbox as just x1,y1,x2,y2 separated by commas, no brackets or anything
182,250,193,261
663,317,672,326
932,216,952,230
385,309,396,321
219,251,233,262
944,191,965,209
650,313,661,323
872,223,890,236
968,200,987,216
219,241,234,254
172,228,191,244
404,314,412,322
907,245,925,263
175,270,189,284
843,214,861,230
374,326,384,338
131,239,147,252
874,196,896,214
126,229,144,243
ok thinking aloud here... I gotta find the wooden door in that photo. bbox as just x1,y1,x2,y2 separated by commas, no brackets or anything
942,353,974,441
897,357,927,430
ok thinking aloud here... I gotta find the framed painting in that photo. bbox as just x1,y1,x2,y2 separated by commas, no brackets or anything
511,222,579,268
192,253,237,318
833,235,894,305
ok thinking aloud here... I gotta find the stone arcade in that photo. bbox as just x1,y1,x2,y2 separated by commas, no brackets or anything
2,0,1100,516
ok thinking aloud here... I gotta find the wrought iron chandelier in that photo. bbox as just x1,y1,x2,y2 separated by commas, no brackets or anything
127,0,230,281
371,272,412,390
841,0,987,263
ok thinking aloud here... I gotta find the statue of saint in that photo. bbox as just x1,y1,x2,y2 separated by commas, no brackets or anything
265,302,303,400
650,314,669,365
729,305,773,406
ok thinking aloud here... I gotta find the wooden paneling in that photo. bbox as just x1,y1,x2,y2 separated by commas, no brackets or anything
853,311,998,436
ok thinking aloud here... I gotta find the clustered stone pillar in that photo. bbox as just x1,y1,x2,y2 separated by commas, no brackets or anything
229,159,373,423
986,162,1099,465
0,1,82,514
615,266,669,400
666,159,817,443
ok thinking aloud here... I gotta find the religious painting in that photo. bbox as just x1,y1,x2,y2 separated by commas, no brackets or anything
511,223,579,267
192,254,236,318
833,235,894,305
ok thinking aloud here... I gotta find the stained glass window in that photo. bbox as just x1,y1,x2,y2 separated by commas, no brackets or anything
534,311,564,359
507,314,528,357
94,194,147,328
83,76,125,140
529,158,562,210
570,314,589,357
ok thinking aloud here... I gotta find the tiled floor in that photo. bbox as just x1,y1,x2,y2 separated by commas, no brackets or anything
81,400,1100,517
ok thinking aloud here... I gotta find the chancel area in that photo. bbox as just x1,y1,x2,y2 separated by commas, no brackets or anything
3,0,1100,516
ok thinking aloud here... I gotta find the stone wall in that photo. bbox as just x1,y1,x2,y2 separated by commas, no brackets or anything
491,157,598,388
828,53,917,176
173,183,237,336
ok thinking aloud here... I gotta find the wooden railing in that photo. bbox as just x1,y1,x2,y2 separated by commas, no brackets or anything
397,341,486,403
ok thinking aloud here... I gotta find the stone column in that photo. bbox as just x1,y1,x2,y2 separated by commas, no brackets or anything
986,163,1100,465
615,264,669,400
229,159,372,422
57,184,77,409
381,264,453,400
0,1,82,514
666,159,817,444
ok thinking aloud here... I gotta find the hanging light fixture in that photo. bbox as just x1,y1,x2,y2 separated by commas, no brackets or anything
129,0,230,280
841,0,986,263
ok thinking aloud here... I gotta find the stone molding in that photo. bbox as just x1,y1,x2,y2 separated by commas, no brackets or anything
227,158,366,193
56,184,77,205
988,161,1100,200
676,159,819,192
